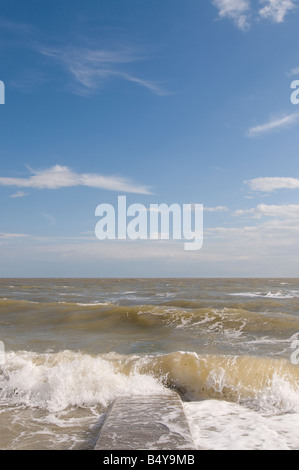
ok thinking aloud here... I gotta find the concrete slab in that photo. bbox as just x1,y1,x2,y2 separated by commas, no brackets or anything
94,393,196,450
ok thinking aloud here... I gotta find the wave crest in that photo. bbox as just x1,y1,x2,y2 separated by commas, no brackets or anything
0,351,298,415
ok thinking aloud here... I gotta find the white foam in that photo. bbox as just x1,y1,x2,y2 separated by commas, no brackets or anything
230,290,299,299
185,400,299,450
1,350,299,449
0,351,167,413
76,302,109,306
155,293,176,298
57,301,110,306
247,332,299,348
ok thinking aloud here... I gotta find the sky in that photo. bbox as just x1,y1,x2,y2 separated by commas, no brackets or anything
0,0,299,277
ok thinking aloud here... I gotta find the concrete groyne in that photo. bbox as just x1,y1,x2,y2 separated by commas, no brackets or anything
95,393,196,450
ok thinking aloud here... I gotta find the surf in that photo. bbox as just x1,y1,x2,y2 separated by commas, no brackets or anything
1,350,298,415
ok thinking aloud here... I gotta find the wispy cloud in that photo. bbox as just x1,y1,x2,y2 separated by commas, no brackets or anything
41,213,56,225
245,176,299,192
0,16,168,96
0,233,29,239
38,45,168,96
0,17,35,35
259,0,297,23
234,203,299,219
246,112,299,137
9,190,28,198
1,213,299,276
204,205,229,212
0,165,152,194
288,66,299,76
212,0,251,31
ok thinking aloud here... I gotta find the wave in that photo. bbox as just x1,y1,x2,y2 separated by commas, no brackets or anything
230,290,299,299
0,351,298,415
0,298,298,337
0,350,167,413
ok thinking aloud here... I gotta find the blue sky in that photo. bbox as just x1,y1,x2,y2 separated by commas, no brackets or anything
0,0,299,277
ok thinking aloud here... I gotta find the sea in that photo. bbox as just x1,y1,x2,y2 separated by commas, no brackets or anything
0,278,298,450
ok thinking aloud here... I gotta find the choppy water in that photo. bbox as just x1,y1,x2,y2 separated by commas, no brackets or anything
0,278,298,450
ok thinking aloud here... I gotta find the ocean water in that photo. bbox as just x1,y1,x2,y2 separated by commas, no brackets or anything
0,278,298,450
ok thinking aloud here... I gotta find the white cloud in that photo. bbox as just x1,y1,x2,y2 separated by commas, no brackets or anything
245,176,299,192
212,0,297,30
41,213,56,225
0,165,152,194
212,0,251,30
259,0,297,23
247,112,299,137
39,46,168,96
9,190,28,198
234,203,299,219
174,204,229,213
0,233,29,239
204,205,229,212
1,220,299,276
288,66,299,76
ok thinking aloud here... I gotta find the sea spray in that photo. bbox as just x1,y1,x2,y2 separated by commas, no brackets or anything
1,350,298,414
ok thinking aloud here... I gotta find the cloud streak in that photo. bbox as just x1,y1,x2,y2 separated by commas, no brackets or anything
0,233,29,239
246,112,299,137
39,45,168,96
234,203,299,219
245,176,299,192
0,165,152,194
289,66,299,76
204,205,229,212
0,15,169,97
9,191,28,198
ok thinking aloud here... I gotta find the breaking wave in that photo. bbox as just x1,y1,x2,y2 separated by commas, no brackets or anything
1,350,298,415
